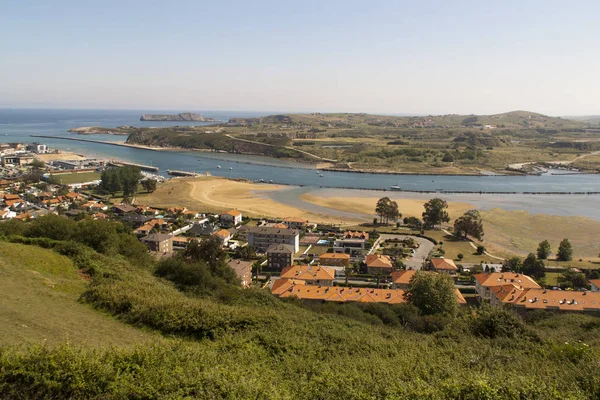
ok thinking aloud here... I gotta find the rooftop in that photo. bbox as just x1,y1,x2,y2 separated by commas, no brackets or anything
431,258,458,271
267,243,295,254
474,272,540,289
366,254,393,268
280,265,336,281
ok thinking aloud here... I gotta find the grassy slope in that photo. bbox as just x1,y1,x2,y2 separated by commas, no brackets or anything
2,240,600,398
0,241,155,346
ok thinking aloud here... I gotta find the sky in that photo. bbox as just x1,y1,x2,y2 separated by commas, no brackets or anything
1,0,599,115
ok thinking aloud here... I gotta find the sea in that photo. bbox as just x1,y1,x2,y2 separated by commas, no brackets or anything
1,108,600,220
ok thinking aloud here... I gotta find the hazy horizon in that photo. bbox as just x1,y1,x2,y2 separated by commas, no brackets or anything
2,1,600,115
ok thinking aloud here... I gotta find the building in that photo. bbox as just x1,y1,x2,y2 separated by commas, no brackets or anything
280,265,336,286
214,229,233,246
590,280,600,292
220,209,242,226
491,287,600,314
474,272,541,302
2,154,35,167
430,258,458,276
141,233,173,255
248,226,299,253
266,243,295,270
391,270,417,290
26,143,48,154
226,259,253,287
272,281,406,304
112,203,137,215
318,253,350,268
333,236,368,259
283,216,308,230
121,214,154,228
365,254,394,275
190,221,217,236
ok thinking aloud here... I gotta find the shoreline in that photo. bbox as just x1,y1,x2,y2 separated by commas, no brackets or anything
28,135,600,188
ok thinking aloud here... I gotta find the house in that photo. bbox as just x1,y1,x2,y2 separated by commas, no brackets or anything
121,214,154,228
190,221,218,236
214,229,233,246
391,270,417,290
2,154,35,167
590,280,600,292
248,226,300,253
491,287,600,313
171,236,192,251
266,243,295,270
280,265,336,286
474,272,540,302
226,259,253,287
141,233,173,255
365,254,394,275
272,280,406,304
333,235,368,259
283,216,308,230
112,203,137,215
318,253,350,268
64,192,83,202
430,258,458,276
0,208,16,219
220,209,242,226
343,231,369,240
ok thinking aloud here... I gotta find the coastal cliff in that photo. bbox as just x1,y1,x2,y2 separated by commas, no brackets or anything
140,113,218,122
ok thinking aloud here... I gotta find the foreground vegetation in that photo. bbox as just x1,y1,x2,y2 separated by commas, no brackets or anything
2,216,600,398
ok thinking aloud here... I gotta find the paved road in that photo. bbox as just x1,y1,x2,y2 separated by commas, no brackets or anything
378,234,435,270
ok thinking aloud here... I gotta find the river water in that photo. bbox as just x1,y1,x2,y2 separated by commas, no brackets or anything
1,108,600,219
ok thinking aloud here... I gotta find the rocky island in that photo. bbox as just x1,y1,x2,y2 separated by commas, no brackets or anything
140,113,218,122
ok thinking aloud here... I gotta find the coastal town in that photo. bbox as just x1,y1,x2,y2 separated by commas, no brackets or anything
2,140,599,316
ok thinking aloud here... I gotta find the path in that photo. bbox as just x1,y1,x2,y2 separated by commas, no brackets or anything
224,134,337,162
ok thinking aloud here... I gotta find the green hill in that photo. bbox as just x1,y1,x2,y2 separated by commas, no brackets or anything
0,241,155,347
1,222,600,398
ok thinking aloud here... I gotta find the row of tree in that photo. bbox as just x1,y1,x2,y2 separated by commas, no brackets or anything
100,166,148,198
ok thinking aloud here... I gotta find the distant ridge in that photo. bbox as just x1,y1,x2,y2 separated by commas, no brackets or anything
140,113,218,122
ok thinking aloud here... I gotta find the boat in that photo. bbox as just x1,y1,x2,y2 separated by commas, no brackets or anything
319,173,324,177
390,185,402,191
217,165,221,168
229,167,233,170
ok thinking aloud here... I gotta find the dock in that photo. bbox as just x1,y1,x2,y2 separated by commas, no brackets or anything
109,161,159,172
166,170,201,177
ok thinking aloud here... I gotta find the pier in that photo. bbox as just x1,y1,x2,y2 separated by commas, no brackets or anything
108,161,159,172
166,170,201,177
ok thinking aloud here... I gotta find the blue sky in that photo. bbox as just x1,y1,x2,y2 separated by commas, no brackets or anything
1,0,599,115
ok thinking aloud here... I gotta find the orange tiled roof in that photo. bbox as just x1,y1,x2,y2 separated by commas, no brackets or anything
391,270,417,285
272,223,288,229
431,258,458,271
223,209,242,217
344,231,369,240
3,194,20,201
589,279,600,288
275,281,406,304
280,265,336,281
5,199,20,207
214,229,232,239
509,288,600,312
474,272,540,289
366,254,393,268
455,288,467,305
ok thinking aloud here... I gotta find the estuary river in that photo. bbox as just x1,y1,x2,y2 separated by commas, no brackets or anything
2,108,600,194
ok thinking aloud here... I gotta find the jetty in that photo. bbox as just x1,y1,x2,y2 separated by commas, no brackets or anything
109,161,159,172
166,170,201,177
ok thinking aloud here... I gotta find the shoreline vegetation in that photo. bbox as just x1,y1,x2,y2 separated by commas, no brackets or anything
62,109,600,176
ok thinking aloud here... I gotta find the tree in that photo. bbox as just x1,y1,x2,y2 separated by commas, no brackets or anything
403,216,423,230
375,197,400,224
537,240,551,260
404,271,458,316
558,269,587,289
453,209,484,240
422,198,450,229
344,262,358,286
100,168,122,195
120,165,142,198
557,238,573,261
142,179,157,193
375,197,391,224
476,245,486,255
502,256,522,272
457,253,464,261
26,214,76,241
522,253,545,280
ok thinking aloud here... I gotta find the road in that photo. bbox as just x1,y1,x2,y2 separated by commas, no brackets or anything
377,234,435,270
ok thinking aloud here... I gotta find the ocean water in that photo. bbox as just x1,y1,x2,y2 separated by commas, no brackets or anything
1,108,600,195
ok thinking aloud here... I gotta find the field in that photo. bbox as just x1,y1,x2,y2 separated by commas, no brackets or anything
50,171,101,184
0,241,155,347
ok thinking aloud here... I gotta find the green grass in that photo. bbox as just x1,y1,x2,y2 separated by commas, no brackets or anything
3,238,600,398
51,171,101,185
0,241,155,347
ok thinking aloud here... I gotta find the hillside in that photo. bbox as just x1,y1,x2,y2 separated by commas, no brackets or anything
0,241,155,346
1,227,600,398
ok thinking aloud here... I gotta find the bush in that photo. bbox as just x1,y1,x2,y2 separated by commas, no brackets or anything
457,253,464,260
476,245,486,255
469,306,531,339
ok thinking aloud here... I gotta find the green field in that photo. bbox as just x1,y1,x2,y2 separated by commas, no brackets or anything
51,171,101,185
0,241,155,346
